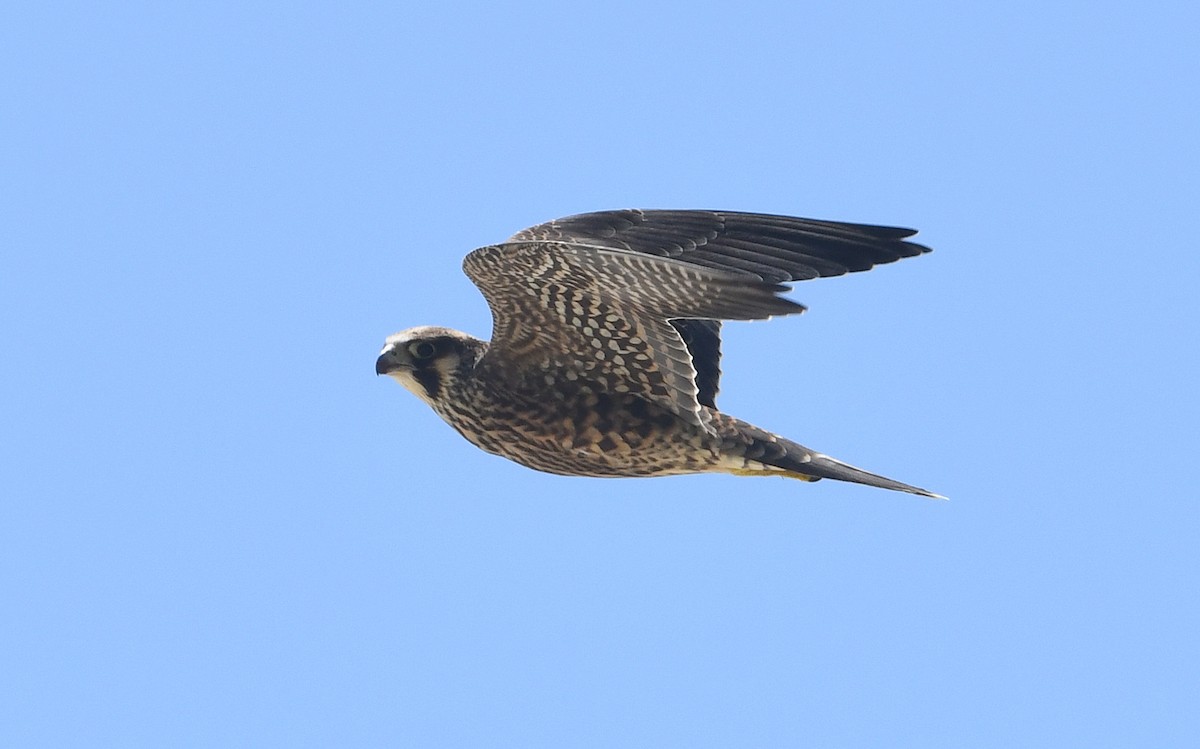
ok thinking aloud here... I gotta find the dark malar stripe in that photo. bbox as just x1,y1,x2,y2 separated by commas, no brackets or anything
413,367,441,400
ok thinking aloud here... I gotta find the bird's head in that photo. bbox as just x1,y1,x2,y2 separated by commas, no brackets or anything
375,326,486,406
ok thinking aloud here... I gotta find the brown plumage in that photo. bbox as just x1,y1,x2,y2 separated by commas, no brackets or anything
376,209,942,498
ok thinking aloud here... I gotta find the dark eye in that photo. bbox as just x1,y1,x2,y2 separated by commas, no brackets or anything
408,340,437,360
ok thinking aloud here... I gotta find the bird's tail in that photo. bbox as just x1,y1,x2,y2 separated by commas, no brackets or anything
724,418,944,499
787,450,945,499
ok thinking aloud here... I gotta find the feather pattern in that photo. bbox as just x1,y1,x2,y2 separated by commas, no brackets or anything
463,242,804,430
504,209,929,407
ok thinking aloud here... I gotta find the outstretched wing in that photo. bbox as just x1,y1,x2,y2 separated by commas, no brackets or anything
510,209,931,406
463,242,804,431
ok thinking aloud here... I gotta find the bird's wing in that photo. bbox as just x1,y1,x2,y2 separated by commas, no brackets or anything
509,209,930,283
462,242,804,431
670,319,721,409
509,209,931,407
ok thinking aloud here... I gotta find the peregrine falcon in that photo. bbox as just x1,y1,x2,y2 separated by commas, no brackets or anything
376,209,942,498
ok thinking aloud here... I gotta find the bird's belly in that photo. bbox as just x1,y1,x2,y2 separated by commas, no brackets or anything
442,391,722,478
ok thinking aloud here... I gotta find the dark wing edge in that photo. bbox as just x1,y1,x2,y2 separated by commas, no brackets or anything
509,208,932,284
671,320,721,409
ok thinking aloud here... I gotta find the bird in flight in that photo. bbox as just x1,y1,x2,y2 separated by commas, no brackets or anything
377,209,942,498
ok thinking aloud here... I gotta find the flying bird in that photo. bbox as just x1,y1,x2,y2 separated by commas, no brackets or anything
376,209,942,498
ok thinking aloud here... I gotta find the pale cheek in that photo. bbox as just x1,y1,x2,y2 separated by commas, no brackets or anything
387,371,437,406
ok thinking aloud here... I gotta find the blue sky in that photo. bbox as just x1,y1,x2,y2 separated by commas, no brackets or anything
3,1,1198,746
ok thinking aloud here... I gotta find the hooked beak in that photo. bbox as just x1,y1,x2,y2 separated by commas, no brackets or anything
375,345,406,376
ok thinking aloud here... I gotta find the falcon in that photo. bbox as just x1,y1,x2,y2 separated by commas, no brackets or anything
376,209,942,498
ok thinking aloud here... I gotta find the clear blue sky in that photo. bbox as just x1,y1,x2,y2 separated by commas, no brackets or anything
3,1,1198,746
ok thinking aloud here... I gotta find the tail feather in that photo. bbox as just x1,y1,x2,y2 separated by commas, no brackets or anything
717,413,945,498
798,452,945,499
